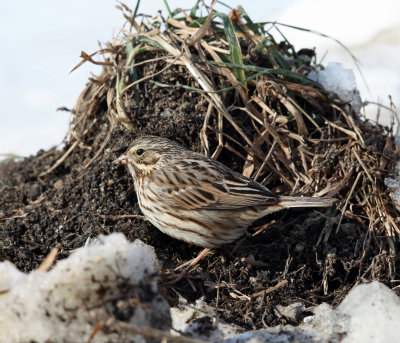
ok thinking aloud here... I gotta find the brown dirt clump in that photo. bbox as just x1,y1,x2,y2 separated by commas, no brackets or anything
1,1,400,332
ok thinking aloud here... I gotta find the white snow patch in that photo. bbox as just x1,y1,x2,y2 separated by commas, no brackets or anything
171,297,241,341
308,62,362,113
0,233,169,343
303,281,400,342
220,281,400,342
384,147,400,210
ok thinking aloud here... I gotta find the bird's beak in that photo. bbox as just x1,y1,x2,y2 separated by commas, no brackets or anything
113,154,133,165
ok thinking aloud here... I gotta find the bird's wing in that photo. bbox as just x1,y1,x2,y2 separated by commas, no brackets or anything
152,160,279,210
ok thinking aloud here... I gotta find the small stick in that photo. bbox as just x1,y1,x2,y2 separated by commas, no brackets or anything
250,280,288,298
336,172,362,233
37,247,59,272
40,141,78,176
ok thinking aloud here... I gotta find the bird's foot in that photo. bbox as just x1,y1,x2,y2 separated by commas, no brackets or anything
164,248,211,285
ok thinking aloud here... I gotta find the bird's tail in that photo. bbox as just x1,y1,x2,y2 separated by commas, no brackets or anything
278,196,336,209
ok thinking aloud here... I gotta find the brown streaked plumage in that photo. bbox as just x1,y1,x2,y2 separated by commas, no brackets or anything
114,135,335,248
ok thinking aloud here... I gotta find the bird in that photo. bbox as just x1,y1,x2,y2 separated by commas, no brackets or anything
114,135,335,249
114,135,335,282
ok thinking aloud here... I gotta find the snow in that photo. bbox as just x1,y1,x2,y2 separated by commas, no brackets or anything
0,233,169,343
384,149,400,210
170,297,241,340
223,281,400,342
303,281,400,342
308,62,362,113
337,281,400,342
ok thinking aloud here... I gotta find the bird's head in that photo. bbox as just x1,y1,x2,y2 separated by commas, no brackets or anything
113,136,181,175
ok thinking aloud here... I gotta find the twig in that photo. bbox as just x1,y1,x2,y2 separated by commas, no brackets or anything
352,150,374,184
250,280,288,298
254,139,277,181
336,172,362,233
37,247,59,272
84,115,115,169
40,141,79,176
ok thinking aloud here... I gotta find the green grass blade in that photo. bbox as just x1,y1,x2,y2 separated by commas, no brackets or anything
237,5,261,35
196,59,322,88
269,48,292,71
190,0,201,18
131,0,141,25
163,0,173,18
136,36,164,50
216,12,246,86
216,0,233,11
116,69,123,96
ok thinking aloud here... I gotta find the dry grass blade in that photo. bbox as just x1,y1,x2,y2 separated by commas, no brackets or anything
71,49,114,73
185,0,216,45
39,141,79,177
37,247,59,272
250,280,288,298
84,115,116,169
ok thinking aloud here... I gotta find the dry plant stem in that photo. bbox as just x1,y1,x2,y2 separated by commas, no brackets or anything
185,0,216,46
200,40,248,97
283,92,321,132
352,149,374,184
254,139,278,181
212,110,224,160
332,104,365,147
70,49,114,73
169,248,212,284
84,114,116,169
325,119,358,140
125,42,144,67
381,203,400,235
0,213,27,225
120,51,182,94
39,141,79,176
206,125,249,154
178,8,195,24
37,247,59,272
167,18,198,32
274,90,308,136
87,320,104,343
250,279,288,298
122,55,170,71
196,43,218,89
200,103,214,156
102,214,147,220
315,166,354,197
225,143,248,161
200,40,265,122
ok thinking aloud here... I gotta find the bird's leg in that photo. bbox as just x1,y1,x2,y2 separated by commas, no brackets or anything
166,248,211,284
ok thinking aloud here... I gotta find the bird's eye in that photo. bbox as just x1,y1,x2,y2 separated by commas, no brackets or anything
136,148,145,156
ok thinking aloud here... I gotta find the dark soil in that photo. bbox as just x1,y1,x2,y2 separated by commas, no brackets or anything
0,62,396,332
